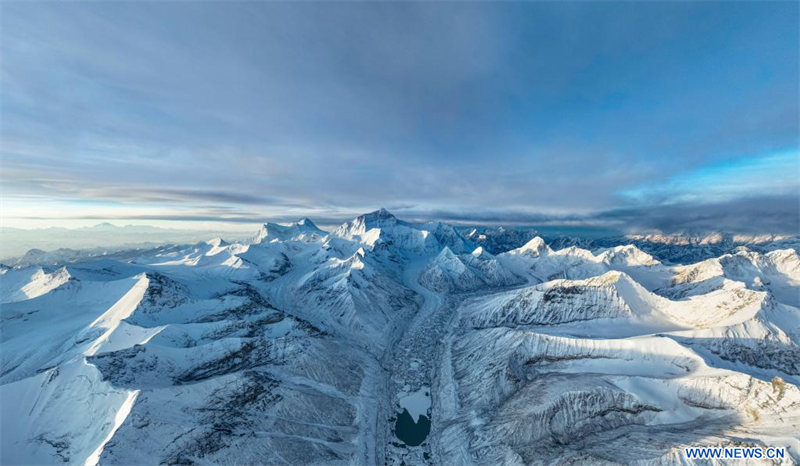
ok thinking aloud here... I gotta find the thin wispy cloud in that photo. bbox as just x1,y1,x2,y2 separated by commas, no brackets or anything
620,150,800,205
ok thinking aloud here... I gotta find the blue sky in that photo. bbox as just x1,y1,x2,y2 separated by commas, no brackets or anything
1,1,798,233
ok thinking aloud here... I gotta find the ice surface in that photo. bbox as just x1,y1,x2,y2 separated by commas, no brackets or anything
398,387,431,423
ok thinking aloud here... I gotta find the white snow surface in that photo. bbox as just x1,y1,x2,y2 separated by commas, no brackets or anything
398,387,431,423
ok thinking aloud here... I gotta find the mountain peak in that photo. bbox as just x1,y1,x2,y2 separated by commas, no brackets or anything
333,208,400,239
89,222,119,231
205,237,228,247
514,236,550,255
296,217,318,228
471,246,492,258
436,246,457,260
360,208,397,223
252,218,326,244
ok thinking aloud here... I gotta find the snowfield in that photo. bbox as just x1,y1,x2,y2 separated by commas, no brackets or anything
1,210,799,465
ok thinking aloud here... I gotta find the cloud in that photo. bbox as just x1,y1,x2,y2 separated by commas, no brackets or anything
593,195,800,234
1,2,798,232
10,194,795,237
620,150,800,205
389,194,800,235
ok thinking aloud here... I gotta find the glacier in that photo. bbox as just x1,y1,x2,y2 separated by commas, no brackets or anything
1,209,799,466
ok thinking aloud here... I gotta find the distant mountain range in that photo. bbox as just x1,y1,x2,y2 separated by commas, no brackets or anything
4,220,798,268
0,224,253,263
460,227,800,264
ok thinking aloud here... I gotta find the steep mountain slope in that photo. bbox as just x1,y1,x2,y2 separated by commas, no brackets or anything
419,247,484,293
437,326,800,466
252,218,327,244
614,233,800,264
497,237,672,290
331,209,439,254
0,265,73,304
460,227,540,255
460,271,670,329
293,248,418,341
672,249,800,307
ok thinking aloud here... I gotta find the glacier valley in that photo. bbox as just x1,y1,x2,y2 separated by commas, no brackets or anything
1,209,799,466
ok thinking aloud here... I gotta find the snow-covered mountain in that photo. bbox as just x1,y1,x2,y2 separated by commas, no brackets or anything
0,224,252,264
331,208,440,254
455,228,800,265
251,218,327,244
461,226,540,255
2,210,799,466
591,233,800,265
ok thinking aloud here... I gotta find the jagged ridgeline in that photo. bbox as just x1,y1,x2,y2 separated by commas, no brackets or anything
2,209,800,466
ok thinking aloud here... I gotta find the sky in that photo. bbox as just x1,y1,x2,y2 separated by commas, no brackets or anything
1,1,798,234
